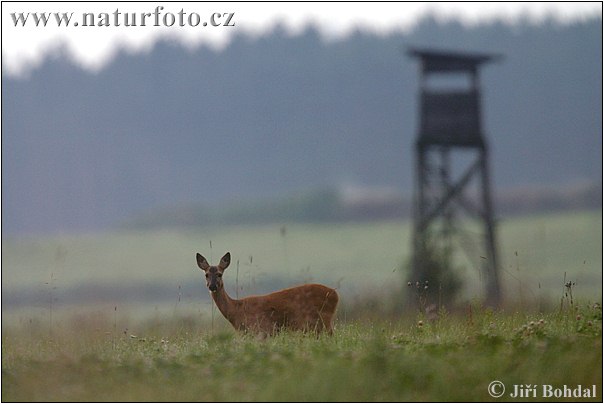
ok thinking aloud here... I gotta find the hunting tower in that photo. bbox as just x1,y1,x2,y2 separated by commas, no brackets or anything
408,48,501,306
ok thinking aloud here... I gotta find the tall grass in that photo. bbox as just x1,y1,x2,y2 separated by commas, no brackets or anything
2,301,601,402
2,211,601,401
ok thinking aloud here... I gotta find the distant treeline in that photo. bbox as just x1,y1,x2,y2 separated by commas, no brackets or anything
3,18,601,236
126,182,601,229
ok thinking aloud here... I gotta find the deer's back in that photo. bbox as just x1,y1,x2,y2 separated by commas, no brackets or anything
244,283,337,309
239,283,338,333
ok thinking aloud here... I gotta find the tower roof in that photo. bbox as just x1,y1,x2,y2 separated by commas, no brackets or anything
408,47,501,73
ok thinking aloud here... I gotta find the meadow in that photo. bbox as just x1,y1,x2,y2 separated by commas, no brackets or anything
2,303,602,401
2,210,601,312
2,210,602,401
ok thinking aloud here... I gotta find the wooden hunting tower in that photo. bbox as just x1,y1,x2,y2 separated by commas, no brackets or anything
408,48,501,306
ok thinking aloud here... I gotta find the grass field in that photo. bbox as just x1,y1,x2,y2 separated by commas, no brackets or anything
2,210,602,401
2,303,602,401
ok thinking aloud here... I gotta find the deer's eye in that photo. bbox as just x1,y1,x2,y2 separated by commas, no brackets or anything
217,273,222,278
205,274,209,278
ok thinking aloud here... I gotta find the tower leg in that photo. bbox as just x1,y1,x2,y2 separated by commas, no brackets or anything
479,148,501,306
409,144,427,306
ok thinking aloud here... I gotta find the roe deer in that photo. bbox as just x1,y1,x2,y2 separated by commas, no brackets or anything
196,252,338,336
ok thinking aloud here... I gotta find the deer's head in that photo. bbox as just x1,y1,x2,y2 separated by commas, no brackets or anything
196,252,231,293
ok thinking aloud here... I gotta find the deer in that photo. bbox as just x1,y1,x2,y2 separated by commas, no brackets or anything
196,252,339,336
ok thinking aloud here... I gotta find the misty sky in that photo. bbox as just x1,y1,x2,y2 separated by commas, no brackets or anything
2,2,601,76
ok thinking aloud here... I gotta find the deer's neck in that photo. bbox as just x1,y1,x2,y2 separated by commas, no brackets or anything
211,287,241,328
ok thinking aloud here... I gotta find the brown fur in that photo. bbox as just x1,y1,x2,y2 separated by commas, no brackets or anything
196,252,338,336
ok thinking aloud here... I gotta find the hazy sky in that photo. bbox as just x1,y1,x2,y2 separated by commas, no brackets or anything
2,2,600,77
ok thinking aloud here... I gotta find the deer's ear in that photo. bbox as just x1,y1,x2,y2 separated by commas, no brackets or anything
196,253,210,271
219,252,231,270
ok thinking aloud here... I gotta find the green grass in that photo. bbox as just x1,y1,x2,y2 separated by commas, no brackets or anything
2,210,601,401
2,304,602,402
